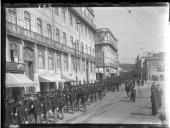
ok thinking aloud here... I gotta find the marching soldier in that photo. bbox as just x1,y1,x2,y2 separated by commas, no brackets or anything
130,85,136,102
44,94,54,123
81,87,87,112
17,98,27,124
33,94,43,123
69,88,75,114
51,91,59,123
6,98,15,126
58,90,66,120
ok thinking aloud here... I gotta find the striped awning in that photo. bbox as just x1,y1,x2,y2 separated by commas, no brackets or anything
6,73,38,88
39,75,65,83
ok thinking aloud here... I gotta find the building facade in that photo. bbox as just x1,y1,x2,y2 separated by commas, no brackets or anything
6,7,96,95
94,28,119,80
143,52,165,81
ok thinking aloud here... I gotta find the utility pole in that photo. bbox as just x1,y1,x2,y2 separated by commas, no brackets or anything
76,21,81,84
103,51,105,80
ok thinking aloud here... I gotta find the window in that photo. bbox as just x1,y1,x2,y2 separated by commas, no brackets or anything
10,43,19,63
70,36,73,47
37,18,42,35
8,8,17,24
24,11,31,30
106,57,110,63
69,13,73,26
55,8,59,16
77,42,79,51
56,28,60,42
71,57,75,71
82,60,85,72
76,20,78,31
77,58,80,72
82,42,84,53
61,8,66,21
64,56,68,71
48,53,54,70
81,24,83,34
47,24,52,38
56,55,61,69
85,27,87,36
86,44,88,53
90,62,92,72
38,50,45,68
63,32,66,45
89,47,91,55
104,35,108,41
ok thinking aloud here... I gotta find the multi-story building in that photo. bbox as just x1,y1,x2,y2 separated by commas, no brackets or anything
94,28,119,80
5,7,96,97
143,52,165,81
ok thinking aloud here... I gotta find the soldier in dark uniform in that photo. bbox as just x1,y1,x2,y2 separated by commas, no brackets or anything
33,94,42,123
69,88,75,114
76,86,81,111
45,93,54,123
6,98,15,126
58,90,66,120
28,97,36,123
17,98,27,124
65,89,70,113
130,85,136,102
81,87,87,112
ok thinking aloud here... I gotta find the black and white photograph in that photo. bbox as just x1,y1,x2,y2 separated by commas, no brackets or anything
2,3,169,128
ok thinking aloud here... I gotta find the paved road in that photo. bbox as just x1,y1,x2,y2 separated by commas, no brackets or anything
59,83,164,124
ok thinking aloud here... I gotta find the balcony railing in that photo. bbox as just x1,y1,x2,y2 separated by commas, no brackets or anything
105,62,118,69
6,21,96,62
70,7,96,30
6,21,23,37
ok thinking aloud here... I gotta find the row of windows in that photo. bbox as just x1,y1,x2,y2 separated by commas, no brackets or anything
8,8,94,55
9,43,95,72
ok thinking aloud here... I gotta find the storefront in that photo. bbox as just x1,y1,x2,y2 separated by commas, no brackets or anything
6,73,38,100
6,62,38,100
39,75,65,93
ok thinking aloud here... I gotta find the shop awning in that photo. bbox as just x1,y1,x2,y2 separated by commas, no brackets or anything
6,73,38,88
61,75,76,82
39,75,65,83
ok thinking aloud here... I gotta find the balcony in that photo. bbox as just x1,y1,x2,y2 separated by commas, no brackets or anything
6,21,95,62
105,62,118,69
6,22,23,37
95,40,118,51
69,7,96,31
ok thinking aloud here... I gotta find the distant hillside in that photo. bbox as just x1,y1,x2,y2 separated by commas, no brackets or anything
119,63,135,71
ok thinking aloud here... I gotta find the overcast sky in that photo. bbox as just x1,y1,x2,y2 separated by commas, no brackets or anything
93,6,169,64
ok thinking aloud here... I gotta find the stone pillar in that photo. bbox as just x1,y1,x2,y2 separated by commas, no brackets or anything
34,44,38,73
45,47,48,73
6,35,10,62
19,44,23,63
68,53,71,74
61,53,64,76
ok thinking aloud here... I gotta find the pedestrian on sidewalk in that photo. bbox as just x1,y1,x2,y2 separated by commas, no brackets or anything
130,85,136,102
156,84,163,110
125,82,129,97
150,82,158,115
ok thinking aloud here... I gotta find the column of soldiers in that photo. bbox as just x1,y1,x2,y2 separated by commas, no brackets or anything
5,79,121,126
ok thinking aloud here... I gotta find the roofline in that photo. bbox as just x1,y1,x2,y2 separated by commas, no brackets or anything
96,28,118,42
